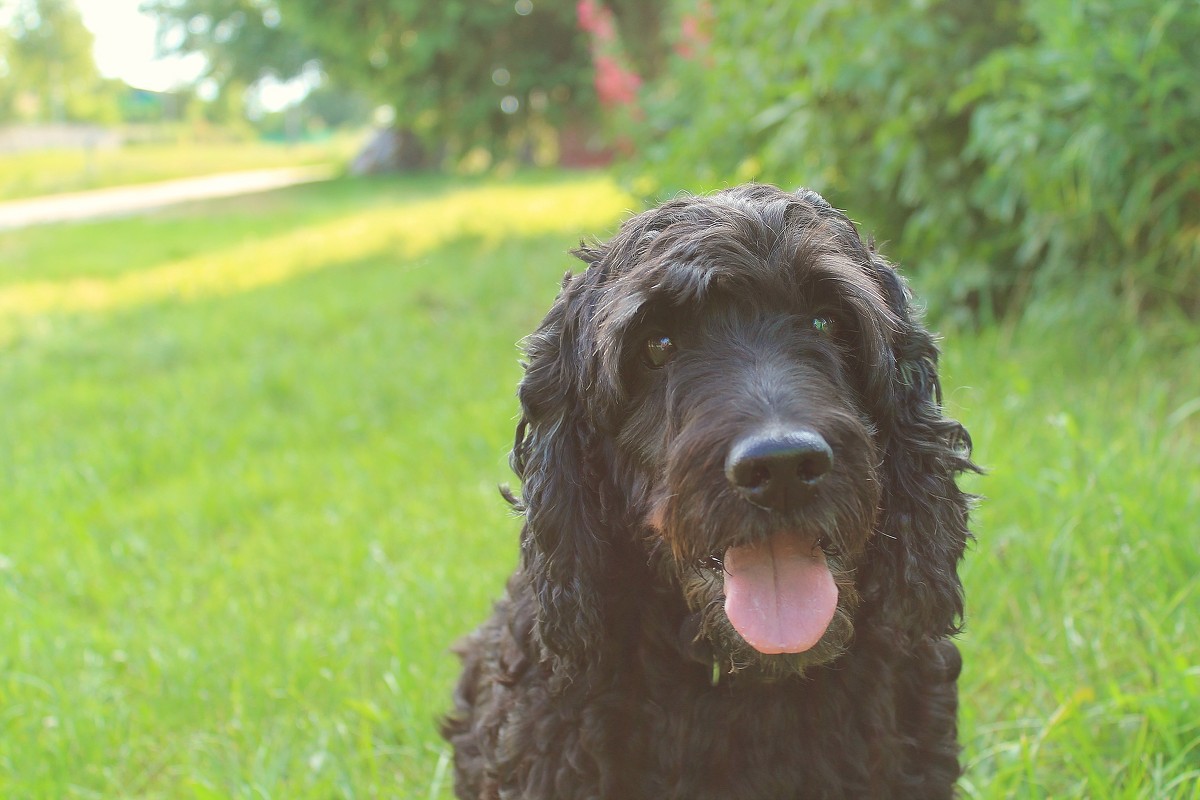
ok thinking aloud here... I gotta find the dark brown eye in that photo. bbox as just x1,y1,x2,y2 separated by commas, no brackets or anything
644,334,677,368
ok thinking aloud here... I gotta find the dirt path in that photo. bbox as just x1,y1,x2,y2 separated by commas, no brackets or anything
0,165,337,231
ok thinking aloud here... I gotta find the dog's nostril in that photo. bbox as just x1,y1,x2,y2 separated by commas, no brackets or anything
725,430,834,511
741,464,771,490
796,449,833,484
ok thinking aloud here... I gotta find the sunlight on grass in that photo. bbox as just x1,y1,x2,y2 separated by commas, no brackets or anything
0,177,631,342
0,135,364,202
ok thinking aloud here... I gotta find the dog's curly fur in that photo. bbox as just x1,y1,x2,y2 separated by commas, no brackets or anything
441,184,977,799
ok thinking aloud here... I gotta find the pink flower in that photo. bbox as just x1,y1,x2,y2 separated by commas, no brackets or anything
674,10,712,60
577,0,615,42
577,0,641,109
594,54,641,106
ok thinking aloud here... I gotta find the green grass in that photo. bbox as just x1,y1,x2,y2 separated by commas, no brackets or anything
948,316,1200,798
0,134,362,202
0,172,1196,798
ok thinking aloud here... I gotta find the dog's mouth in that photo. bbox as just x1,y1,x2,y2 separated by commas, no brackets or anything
700,533,839,655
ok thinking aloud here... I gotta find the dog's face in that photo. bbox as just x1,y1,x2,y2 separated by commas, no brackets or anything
613,278,884,676
513,185,972,680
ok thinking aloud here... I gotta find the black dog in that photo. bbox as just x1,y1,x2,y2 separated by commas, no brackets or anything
442,184,976,799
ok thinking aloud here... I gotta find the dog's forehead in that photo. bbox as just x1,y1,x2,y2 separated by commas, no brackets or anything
594,198,891,334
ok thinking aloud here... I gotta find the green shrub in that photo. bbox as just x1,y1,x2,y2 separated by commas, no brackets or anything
959,0,1200,319
628,0,1200,323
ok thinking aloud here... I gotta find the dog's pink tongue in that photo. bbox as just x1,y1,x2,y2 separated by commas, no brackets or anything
723,536,838,654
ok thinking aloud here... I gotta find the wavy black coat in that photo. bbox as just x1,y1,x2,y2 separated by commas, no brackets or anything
442,184,977,799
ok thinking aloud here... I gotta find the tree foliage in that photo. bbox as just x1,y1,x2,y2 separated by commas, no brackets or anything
147,0,604,161
629,0,1200,321
144,0,320,88
2,0,119,122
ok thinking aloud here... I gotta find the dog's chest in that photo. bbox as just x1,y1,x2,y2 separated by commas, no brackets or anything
606,675,877,799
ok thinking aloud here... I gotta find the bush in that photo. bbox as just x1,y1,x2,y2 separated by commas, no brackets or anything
960,0,1200,319
627,0,1200,323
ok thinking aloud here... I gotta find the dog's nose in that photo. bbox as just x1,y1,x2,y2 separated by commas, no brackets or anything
725,430,833,511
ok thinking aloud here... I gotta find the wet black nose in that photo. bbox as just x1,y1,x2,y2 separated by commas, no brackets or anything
725,429,834,511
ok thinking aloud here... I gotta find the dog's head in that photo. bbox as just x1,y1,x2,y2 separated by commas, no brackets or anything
511,184,974,680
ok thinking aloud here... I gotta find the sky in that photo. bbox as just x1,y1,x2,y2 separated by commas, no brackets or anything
75,0,206,92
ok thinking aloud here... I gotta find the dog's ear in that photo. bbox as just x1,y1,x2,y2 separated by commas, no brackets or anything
859,252,977,641
511,266,615,669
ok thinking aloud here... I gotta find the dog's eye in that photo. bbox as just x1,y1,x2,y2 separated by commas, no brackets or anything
811,316,835,335
644,334,677,368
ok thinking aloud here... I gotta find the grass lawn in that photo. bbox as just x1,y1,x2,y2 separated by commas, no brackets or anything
0,133,363,202
0,172,1196,798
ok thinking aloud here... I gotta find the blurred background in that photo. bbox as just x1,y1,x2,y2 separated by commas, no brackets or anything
0,0,1197,797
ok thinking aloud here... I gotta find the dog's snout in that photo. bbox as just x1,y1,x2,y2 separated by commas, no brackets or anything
725,430,833,510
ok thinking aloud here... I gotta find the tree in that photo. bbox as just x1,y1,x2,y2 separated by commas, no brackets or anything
0,26,15,121
144,0,320,90
147,0,672,163
4,0,118,122
283,1,601,160
606,0,669,81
